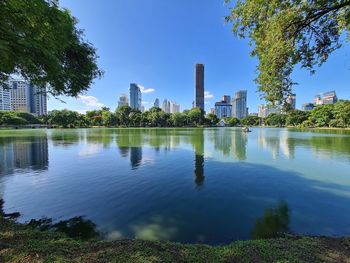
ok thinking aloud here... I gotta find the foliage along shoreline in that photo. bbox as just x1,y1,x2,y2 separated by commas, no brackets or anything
1,212,350,262
0,100,349,129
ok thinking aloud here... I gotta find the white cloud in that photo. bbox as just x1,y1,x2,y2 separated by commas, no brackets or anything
204,91,214,99
139,85,155,94
77,95,104,108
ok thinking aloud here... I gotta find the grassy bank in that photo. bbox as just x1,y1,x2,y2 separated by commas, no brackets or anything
1,216,350,263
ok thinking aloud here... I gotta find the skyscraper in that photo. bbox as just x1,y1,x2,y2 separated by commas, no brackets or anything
154,98,159,108
286,94,296,110
29,85,47,116
0,86,11,110
215,95,232,119
170,102,180,113
118,94,129,108
313,91,337,105
232,90,248,119
194,64,204,111
10,80,30,112
162,99,170,113
9,80,47,116
302,103,315,111
129,83,142,110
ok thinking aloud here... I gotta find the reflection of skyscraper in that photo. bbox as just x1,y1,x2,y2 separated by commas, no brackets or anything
194,154,204,187
0,136,49,174
130,147,142,169
193,129,205,187
194,64,204,110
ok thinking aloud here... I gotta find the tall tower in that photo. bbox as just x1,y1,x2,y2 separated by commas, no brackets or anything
129,83,142,110
194,64,204,111
232,90,248,119
154,98,159,108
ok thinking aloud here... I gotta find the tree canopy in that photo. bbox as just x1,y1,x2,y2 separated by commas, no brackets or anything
0,0,103,96
225,0,350,104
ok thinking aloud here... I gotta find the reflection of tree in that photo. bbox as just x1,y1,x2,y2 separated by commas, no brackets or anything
193,129,205,187
231,130,247,161
251,201,290,239
213,129,231,156
257,130,295,159
51,130,80,147
28,216,99,241
1,199,98,241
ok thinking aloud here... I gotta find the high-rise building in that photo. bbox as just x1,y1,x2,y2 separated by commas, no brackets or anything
302,103,315,111
29,85,47,116
8,80,47,116
171,102,180,113
162,99,170,113
232,90,248,119
258,104,267,118
0,86,11,110
286,94,296,109
314,91,337,105
194,64,204,110
129,83,142,110
154,98,160,108
258,104,282,117
10,80,30,112
118,94,129,108
140,105,145,113
215,95,232,119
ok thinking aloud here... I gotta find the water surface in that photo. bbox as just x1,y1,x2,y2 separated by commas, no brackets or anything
0,128,350,244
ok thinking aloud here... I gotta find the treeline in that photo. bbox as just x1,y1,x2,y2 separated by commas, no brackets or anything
1,100,349,128
0,111,41,126
40,106,219,128
262,100,350,128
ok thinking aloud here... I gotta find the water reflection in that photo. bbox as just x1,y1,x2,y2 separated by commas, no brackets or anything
193,129,205,187
28,216,99,241
0,136,48,174
251,201,290,239
210,129,247,160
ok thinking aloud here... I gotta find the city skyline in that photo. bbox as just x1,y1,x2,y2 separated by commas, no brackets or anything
45,0,350,114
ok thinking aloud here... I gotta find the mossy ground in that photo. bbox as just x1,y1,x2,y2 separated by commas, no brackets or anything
1,216,350,263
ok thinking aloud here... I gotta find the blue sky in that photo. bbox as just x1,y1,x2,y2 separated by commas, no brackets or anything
50,0,350,113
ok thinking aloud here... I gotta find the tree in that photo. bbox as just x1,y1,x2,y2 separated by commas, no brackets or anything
286,110,309,126
0,0,103,96
101,111,117,127
265,113,286,127
225,117,240,127
241,115,259,126
187,108,205,126
47,109,81,128
128,111,142,127
116,106,131,126
226,0,350,104
332,100,350,127
170,112,186,127
206,113,219,126
309,104,334,127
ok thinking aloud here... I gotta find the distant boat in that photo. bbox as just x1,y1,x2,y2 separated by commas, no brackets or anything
242,126,251,132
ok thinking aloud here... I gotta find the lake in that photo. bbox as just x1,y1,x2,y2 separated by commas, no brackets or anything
0,128,350,244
